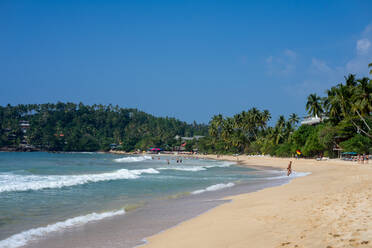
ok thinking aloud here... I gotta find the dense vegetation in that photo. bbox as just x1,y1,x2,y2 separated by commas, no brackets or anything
200,63,372,157
1,63,371,156
0,103,208,151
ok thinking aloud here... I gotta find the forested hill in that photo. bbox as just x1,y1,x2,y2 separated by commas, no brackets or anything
0,103,208,151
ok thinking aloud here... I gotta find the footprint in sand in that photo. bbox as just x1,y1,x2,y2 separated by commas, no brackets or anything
281,241,291,246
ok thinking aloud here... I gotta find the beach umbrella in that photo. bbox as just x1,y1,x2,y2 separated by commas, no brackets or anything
150,148,162,151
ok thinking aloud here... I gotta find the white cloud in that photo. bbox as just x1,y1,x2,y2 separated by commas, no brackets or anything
283,23,372,109
310,58,332,73
356,38,371,55
345,23,372,74
266,49,297,76
346,41,372,74
284,49,297,60
363,23,372,35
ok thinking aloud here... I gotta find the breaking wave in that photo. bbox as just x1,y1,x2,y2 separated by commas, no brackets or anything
114,156,152,163
0,209,125,248
191,182,235,194
0,168,159,193
158,161,235,172
158,166,207,172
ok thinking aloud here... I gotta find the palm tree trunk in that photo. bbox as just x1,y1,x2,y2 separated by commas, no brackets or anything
355,110,371,131
350,120,372,139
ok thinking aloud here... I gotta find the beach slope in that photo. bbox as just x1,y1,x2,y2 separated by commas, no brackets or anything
142,156,372,248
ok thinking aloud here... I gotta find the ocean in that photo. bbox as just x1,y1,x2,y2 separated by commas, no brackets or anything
0,152,306,248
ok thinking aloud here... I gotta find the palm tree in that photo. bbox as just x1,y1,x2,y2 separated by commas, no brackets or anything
351,77,372,131
260,110,271,131
271,115,286,145
221,118,234,149
288,113,299,126
209,114,223,139
306,93,324,118
324,86,341,121
284,121,294,140
369,62,372,75
344,74,357,87
337,83,353,117
332,80,372,139
352,77,372,116
233,112,243,129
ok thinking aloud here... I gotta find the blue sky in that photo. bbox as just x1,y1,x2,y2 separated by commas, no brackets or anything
1,0,371,123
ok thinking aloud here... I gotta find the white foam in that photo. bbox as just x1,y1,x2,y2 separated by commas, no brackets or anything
158,161,234,172
158,166,207,172
192,182,235,195
204,161,235,168
0,168,159,193
0,209,125,248
114,156,152,163
265,171,311,180
216,161,236,167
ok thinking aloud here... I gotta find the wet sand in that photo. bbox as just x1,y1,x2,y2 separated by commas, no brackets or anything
143,156,372,248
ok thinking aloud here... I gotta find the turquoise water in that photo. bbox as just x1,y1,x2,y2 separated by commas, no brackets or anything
0,152,293,248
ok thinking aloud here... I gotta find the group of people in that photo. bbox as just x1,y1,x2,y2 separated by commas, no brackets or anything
152,156,184,164
357,154,369,164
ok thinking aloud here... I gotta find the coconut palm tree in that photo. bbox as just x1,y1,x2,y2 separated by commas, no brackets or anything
332,80,372,139
288,113,299,126
209,114,223,139
344,74,357,87
270,115,286,145
221,118,234,149
306,93,324,118
352,77,372,116
324,86,341,121
351,77,372,131
260,110,271,131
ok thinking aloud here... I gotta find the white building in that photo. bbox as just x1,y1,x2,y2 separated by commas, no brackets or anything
301,116,321,125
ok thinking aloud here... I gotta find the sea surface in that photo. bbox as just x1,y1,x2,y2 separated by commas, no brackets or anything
0,152,307,248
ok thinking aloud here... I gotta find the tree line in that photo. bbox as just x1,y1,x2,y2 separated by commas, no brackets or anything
0,103,208,151
199,63,372,157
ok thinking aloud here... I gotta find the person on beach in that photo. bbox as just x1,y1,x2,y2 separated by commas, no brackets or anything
287,161,292,176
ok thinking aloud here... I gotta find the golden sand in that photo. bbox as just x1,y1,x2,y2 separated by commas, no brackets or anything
142,155,372,248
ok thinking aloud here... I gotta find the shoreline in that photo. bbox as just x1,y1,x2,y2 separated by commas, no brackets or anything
1,153,290,248
141,155,372,248
2,153,371,248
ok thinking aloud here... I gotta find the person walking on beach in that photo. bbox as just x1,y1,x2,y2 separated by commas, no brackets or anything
287,161,292,176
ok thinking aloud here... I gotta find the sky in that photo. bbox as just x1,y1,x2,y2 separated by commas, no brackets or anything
1,0,372,124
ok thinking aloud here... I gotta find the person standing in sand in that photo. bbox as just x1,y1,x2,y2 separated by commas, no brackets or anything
287,161,292,176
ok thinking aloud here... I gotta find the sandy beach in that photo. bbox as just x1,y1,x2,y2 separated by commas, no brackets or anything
142,156,372,248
